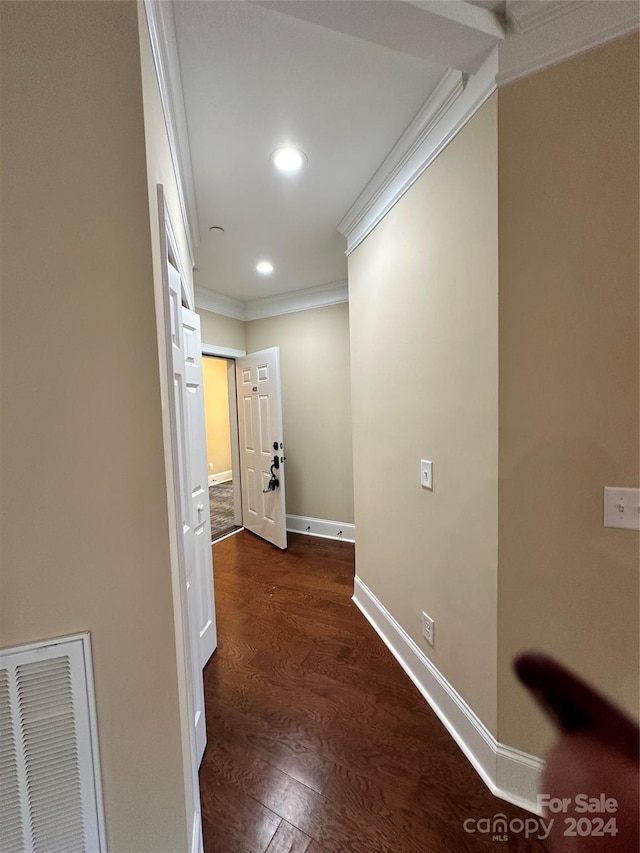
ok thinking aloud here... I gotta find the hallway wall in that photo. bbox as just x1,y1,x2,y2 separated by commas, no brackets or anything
497,34,640,755
198,303,354,524
0,3,188,850
198,307,247,352
348,34,639,764
247,303,354,524
349,96,500,732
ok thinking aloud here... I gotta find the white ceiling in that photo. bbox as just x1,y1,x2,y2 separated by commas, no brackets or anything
170,0,638,308
172,1,499,302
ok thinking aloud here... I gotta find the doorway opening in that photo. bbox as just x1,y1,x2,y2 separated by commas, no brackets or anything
202,355,242,542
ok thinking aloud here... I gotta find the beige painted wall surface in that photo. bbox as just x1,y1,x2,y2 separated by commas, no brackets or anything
246,304,354,523
203,358,233,475
498,36,640,755
198,307,247,352
0,3,187,851
348,97,499,731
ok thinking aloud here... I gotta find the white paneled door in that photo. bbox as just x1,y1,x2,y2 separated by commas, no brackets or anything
168,263,217,767
236,348,287,550
182,307,218,668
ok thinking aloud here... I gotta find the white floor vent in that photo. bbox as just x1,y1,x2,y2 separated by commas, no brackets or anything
0,633,107,853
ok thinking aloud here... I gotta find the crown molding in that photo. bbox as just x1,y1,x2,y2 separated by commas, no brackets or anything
195,288,245,321
244,280,348,321
338,69,464,249
195,280,349,322
498,1,639,86
336,1,636,255
338,49,498,255
506,1,589,35
143,0,200,266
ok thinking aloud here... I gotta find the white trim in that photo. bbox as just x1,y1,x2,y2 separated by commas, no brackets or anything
338,69,464,249
195,288,245,321
201,344,246,358
339,49,498,255
144,0,200,266
208,470,232,485
507,1,589,35
352,576,544,813
498,4,640,86
196,280,349,322
226,360,243,526
244,280,348,321
496,742,547,811
286,514,355,543
212,526,244,545
77,632,107,852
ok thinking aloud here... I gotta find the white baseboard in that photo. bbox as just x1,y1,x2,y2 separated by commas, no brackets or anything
208,469,232,486
212,526,243,545
352,576,544,814
286,514,355,543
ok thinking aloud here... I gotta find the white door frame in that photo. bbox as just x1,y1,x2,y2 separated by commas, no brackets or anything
155,185,203,852
202,344,245,359
202,346,244,530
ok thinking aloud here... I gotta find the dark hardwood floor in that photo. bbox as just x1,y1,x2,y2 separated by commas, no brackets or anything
200,531,548,853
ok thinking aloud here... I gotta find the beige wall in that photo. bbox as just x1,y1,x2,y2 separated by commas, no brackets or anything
0,3,188,851
497,35,640,755
197,307,247,352
348,97,499,731
203,358,233,475
195,303,354,522
246,304,354,523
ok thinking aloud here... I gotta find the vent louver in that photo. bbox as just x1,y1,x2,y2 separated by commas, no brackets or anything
0,635,106,853
0,670,26,853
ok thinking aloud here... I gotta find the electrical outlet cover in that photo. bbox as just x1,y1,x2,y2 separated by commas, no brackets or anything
421,611,434,646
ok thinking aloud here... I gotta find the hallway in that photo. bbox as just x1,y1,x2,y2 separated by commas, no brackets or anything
199,532,547,852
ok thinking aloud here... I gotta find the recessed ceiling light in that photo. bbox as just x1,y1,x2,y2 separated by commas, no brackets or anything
270,146,307,174
256,261,274,275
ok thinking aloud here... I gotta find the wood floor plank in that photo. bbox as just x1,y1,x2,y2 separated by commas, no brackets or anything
265,821,318,853
200,777,281,853
204,704,334,795
200,531,549,852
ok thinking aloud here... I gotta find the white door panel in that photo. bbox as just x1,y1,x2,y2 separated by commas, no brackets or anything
182,307,217,668
185,571,205,763
236,348,287,549
167,265,206,765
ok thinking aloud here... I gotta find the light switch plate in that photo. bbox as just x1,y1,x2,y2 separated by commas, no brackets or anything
603,487,640,530
420,459,433,490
